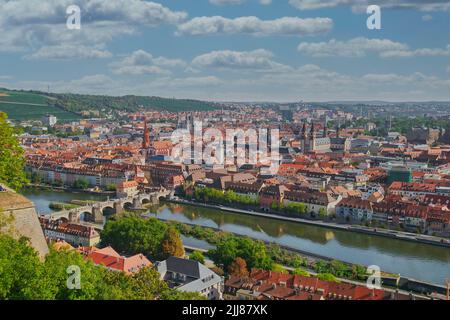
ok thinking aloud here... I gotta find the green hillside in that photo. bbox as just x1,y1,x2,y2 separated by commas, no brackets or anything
0,88,220,121
46,92,219,113
0,89,81,121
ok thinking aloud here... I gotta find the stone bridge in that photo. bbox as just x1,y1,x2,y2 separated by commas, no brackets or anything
48,190,172,224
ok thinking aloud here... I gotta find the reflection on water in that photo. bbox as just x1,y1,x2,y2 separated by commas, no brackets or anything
21,189,107,214
150,202,450,284
21,189,450,285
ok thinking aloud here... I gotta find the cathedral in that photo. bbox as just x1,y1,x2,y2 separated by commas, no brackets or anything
299,122,331,154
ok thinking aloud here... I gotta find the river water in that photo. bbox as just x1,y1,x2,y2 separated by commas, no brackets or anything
23,190,450,285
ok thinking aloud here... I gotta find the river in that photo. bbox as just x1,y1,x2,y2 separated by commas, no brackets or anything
22,188,107,214
23,190,450,285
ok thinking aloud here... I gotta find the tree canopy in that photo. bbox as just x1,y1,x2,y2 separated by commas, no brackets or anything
0,233,204,300
189,251,205,264
0,112,28,190
208,236,273,271
100,216,168,259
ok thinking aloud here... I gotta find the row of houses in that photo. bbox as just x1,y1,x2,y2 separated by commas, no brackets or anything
189,178,343,216
336,196,450,235
224,269,416,301
39,217,100,247
189,173,450,235
26,160,130,187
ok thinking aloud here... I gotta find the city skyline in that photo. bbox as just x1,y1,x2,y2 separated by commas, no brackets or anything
0,0,450,102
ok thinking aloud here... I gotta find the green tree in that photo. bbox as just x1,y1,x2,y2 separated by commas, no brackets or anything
130,267,172,300
106,183,117,191
42,246,104,300
0,112,28,190
162,290,206,300
209,236,273,271
73,178,89,190
317,273,339,283
101,216,167,258
189,251,205,264
0,234,52,299
318,208,327,219
0,234,204,300
272,263,288,274
160,226,185,259
292,268,310,277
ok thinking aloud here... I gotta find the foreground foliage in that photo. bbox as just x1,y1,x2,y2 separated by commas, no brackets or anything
0,233,204,300
0,112,28,190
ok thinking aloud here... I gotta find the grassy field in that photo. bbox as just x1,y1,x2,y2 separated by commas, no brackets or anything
0,89,81,121
0,90,49,105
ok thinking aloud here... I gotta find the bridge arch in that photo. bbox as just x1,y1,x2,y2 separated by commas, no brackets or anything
122,201,133,210
57,217,69,223
102,206,115,218
79,211,94,222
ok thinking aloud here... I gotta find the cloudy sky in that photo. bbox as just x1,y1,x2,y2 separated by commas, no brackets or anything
0,0,449,102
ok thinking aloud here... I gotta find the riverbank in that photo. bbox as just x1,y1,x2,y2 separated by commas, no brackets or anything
182,245,435,300
22,189,450,287
25,184,116,196
158,216,447,298
168,198,450,249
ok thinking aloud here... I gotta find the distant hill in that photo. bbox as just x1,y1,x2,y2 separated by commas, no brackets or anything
0,88,220,121
0,89,81,121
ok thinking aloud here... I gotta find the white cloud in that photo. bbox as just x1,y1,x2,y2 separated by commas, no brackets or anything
177,16,333,36
422,14,433,21
298,37,408,57
209,0,271,5
0,0,187,57
0,0,187,27
289,0,450,12
24,45,113,60
110,50,186,75
381,44,450,58
191,49,291,72
6,65,450,102
160,76,224,88
297,37,450,59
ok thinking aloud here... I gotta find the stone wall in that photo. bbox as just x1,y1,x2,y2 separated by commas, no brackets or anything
0,187,49,259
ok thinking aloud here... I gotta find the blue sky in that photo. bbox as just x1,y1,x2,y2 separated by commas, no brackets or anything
0,0,449,102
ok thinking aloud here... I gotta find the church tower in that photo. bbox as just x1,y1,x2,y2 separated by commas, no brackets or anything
323,124,328,138
301,122,308,153
309,123,316,152
142,117,150,149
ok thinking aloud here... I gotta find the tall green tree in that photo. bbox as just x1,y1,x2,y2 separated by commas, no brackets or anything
0,112,28,190
101,216,167,258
